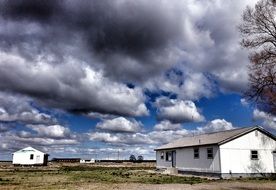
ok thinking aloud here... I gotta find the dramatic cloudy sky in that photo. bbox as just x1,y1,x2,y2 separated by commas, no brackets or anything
0,0,275,160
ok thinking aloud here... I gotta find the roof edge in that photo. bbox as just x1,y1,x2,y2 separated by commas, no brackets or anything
13,147,46,154
218,126,276,146
154,126,276,151
154,143,218,151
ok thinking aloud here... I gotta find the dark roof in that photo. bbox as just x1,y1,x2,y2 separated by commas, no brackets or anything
155,126,276,151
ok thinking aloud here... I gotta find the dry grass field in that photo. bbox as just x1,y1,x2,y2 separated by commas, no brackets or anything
0,162,275,190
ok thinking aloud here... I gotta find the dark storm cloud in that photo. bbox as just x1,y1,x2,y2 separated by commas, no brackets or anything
0,0,262,160
0,51,148,116
1,0,62,22
0,0,257,118
0,0,185,116
0,0,182,82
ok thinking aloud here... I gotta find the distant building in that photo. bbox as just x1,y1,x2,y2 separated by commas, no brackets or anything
51,158,81,163
80,159,95,164
155,126,276,178
12,147,49,166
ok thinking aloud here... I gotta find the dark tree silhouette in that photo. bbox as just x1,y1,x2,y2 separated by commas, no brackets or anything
137,155,143,161
129,154,136,161
240,0,276,114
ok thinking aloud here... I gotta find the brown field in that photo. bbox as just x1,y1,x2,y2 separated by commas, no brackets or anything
0,162,275,190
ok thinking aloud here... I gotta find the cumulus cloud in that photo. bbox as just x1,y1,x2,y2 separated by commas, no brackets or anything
196,119,234,133
90,120,190,146
88,117,236,159
240,98,249,107
0,123,9,132
0,92,56,125
86,112,116,120
26,124,72,139
0,52,148,117
0,123,82,156
152,119,234,144
90,132,150,145
148,129,189,144
14,136,79,146
0,0,257,107
155,97,205,123
0,0,262,159
90,111,193,147
151,119,234,145
0,130,80,154
178,0,257,93
0,0,184,82
253,109,276,130
0,91,83,154
90,130,171,146
96,117,142,133
144,69,214,100
90,127,191,147
154,120,182,131
0,108,54,125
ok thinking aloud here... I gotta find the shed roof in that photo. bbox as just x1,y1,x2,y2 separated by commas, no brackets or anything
155,126,275,150
13,147,45,154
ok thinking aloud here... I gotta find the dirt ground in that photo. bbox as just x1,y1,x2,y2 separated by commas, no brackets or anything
1,181,275,190
0,162,275,190
76,182,276,190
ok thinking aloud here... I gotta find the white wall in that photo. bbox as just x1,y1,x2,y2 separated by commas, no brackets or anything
12,151,45,165
156,151,172,168
156,145,220,172
220,130,276,174
175,145,220,172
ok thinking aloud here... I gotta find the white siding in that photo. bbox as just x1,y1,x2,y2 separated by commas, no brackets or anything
12,151,45,165
156,151,172,168
220,130,276,174
156,145,220,172
175,145,220,172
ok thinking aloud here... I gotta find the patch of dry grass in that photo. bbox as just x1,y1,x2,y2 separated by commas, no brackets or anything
0,164,275,190
0,166,208,189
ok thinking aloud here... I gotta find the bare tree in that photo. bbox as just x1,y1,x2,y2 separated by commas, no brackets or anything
240,0,276,114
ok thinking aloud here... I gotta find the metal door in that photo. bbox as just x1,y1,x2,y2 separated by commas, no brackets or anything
172,151,176,167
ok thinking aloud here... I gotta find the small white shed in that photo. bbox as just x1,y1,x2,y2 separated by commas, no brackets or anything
12,147,49,166
155,126,276,178
80,159,95,164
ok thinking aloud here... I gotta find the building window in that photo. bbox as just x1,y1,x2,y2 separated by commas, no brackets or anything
255,131,258,137
194,148,199,159
251,150,258,160
207,148,213,159
166,151,172,161
160,151,164,159
30,154,34,160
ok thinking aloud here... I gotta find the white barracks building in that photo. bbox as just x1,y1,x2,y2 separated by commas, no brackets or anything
12,147,49,166
155,126,276,178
